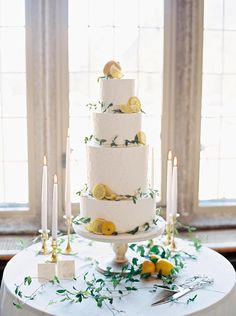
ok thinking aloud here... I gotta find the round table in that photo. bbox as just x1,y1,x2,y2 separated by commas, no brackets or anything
0,236,235,316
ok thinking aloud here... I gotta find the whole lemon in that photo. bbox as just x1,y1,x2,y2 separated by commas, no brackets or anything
155,258,174,276
141,260,155,275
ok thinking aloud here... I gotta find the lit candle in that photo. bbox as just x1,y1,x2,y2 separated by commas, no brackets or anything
166,150,172,224
52,174,58,240
171,156,178,217
151,147,154,188
65,128,71,218
41,155,47,232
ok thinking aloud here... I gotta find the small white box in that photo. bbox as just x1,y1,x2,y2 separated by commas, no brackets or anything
38,262,56,282
57,260,75,279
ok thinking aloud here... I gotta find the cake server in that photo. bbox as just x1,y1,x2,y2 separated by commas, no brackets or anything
151,287,192,306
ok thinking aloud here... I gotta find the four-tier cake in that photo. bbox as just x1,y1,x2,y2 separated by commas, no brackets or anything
79,61,157,235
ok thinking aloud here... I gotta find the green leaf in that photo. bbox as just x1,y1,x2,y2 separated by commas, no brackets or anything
24,276,32,286
132,257,138,266
187,294,198,304
13,302,23,309
56,289,66,294
127,226,139,235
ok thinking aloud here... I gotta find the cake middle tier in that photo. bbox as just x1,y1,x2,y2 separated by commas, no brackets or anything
92,112,142,145
87,144,149,195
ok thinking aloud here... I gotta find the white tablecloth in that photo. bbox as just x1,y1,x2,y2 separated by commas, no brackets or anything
0,237,236,316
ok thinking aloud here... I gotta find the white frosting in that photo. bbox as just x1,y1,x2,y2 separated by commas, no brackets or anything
80,195,156,233
92,112,142,145
100,79,135,112
87,144,149,195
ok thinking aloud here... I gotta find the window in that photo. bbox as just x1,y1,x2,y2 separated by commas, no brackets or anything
68,0,164,203
0,0,28,210
200,0,236,207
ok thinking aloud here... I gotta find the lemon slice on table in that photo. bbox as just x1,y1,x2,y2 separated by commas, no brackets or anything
110,64,123,79
101,221,116,235
91,218,106,234
136,131,146,145
119,104,133,113
127,96,141,113
103,60,121,76
92,183,106,200
155,258,174,276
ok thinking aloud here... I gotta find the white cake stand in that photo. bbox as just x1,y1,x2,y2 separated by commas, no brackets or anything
73,216,165,274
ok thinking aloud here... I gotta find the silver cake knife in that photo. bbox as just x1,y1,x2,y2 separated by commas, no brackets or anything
151,287,192,306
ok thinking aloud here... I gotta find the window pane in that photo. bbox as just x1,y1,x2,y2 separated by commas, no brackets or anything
0,0,28,210
200,0,236,205
68,1,164,203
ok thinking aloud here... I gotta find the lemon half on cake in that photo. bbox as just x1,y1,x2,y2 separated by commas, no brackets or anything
128,96,141,113
91,218,106,234
110,64,123,79
103,60,121,76
119,103,133,113
136,131,146,145
104,185,117,200
92,183,106,200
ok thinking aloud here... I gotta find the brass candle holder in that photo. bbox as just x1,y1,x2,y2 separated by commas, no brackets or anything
38,229,50,255
62,215,74,255
165,222,172,246
49,239,58,263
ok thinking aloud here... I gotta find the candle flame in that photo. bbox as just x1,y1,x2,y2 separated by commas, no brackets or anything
67,128,70,137
174,156,177,166
54,174,58,184
43,155,47,165
168,150,172,160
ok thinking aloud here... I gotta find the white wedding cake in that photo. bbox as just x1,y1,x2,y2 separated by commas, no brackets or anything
79,61,156,235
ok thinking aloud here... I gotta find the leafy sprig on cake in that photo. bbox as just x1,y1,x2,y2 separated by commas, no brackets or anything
84,134,107,146
86,101,113,113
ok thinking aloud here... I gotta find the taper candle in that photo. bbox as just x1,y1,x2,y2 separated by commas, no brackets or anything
41,155,47,232
65,128,71,218
52,174,58,240
171,156,178,217
151,147,154,188
166,150,172,224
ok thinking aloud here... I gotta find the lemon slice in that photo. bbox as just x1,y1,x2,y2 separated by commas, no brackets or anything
128,96,141,113
119,104,132,113
110,64,123,79
91,218,106,234
103,61,121,76
106,193,117,200
101,221,116,235
92,183,106,200
136,131,146,145
85,223,93,233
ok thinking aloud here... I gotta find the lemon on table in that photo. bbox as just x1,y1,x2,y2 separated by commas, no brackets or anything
103,61,121,76
136,131,146,145
92,183,106,200
141,260,155,275
101,221,116,235
91,218,106,234
110,63,123,79
127,96,141,113
119,103,133,113
155,258,174,276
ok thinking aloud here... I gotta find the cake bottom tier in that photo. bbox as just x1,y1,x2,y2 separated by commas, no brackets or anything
80,195,156,233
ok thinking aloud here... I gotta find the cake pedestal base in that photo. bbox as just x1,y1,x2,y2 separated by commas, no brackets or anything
73,216,165,274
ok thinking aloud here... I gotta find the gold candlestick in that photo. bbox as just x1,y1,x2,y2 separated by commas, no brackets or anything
169,213,181,251
62,215,74,255
165,223,172,246
38,229,50,255
49,239,58,263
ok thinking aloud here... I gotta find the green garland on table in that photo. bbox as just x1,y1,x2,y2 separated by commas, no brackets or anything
13,239,202,314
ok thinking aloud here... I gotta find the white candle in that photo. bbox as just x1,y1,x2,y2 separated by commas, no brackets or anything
171,156,178,218
166,150,172,224
41,155,47,232
151,147,154,188
52,174,58,240
65,128,71,218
